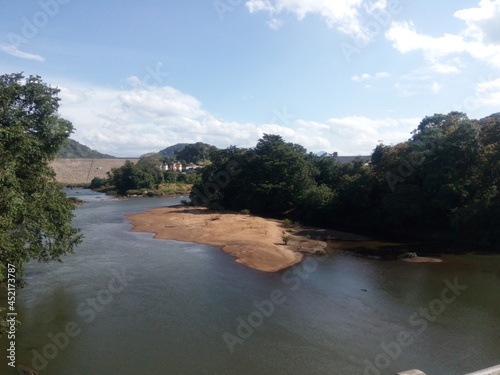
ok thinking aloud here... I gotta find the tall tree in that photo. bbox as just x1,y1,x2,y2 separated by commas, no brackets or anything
0,73,82,288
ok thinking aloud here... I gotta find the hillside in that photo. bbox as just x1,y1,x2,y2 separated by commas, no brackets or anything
158,142,218,163
57,139,115,158
158,143,189,158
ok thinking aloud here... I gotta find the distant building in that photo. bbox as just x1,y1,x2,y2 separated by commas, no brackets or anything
162,162,183,172
185,163,203,172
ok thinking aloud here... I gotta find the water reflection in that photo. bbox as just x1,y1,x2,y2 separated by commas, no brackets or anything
0,192,498,375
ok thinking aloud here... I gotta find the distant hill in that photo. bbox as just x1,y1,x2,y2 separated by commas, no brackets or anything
158,143,189,158
158,142,218,163
57,139,115,159
336,155,370,164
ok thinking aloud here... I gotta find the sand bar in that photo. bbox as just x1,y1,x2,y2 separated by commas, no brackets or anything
126,205,329,272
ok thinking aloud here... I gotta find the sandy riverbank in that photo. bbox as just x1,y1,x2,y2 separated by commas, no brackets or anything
126,205,328,272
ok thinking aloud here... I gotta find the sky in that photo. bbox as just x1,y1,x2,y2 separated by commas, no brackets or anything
1,0,500,157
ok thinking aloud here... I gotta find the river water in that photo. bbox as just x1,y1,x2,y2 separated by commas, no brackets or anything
1,189,499,375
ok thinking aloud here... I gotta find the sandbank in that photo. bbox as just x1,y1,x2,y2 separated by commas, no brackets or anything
126,205,327,272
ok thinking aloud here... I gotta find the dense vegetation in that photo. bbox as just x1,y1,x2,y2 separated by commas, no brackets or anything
91,153,201,196
158,143,189,158
0,74,83,287
57,138,115,158
159,142,218,163
189,112,500,250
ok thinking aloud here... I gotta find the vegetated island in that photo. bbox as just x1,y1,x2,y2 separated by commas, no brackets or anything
126,205,330,272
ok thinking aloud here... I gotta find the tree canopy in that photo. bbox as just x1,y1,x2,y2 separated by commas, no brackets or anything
189,113,500,250
0,73,82,286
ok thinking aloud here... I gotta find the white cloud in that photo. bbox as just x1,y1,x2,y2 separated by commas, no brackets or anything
393,78,444,97
386,1,500,69
475,77,500,106
296,116,419,154
246,0,375,41
375,71,390,78
455,0,500,44
385,21,466,72
431,81,442,94
267,18,284,30
0,44,45,62
55,78,420,157
351,71,390,81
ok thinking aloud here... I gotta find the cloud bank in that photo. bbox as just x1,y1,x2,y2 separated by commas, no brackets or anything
57,78,419,157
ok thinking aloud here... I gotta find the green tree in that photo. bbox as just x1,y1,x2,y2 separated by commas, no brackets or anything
248,134,315,213
0,73,82,287
175,142,217,163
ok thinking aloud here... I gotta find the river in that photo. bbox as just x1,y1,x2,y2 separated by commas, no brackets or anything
1,189,499,375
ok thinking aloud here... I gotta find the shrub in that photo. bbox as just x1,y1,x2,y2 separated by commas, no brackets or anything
282,233,291,245
282,218,295,228
90,177,108,190
240,209,251,215
207,201,224,212
398,252,418,259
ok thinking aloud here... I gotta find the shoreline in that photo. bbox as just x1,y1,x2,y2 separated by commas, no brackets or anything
126,205,446,271
126,205,328,272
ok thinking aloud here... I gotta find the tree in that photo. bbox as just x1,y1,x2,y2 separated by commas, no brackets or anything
0,73,82,288
175,142,217,163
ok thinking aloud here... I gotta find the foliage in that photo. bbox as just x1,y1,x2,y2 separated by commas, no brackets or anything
90,177,108,190
0,73,83,288
57,138,115,158
158,143,189,158
100,152,201,196
186,113,500,250
398,252,417,259
174,142,218,163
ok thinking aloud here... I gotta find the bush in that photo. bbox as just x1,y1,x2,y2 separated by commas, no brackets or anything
282,233,291,245
282,218,299,228
90,177,108,190
207,201,224,212
398,252,418,259
240,209,251,215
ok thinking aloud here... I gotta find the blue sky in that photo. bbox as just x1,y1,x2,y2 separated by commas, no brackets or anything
1,0,500,156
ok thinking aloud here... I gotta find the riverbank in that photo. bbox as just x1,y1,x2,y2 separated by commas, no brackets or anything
126,205,329,272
